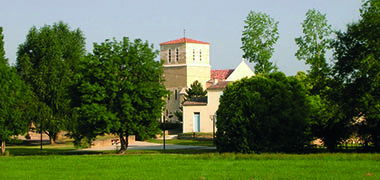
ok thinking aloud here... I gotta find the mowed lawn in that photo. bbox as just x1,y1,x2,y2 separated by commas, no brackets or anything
0,153,379,179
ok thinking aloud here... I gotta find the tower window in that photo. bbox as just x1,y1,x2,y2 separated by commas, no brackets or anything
168,49,172,63
193,49,195,62
175,89,178,100
199,49,202,61
176,48,179,62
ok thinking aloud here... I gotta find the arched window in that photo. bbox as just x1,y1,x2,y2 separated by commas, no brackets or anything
168,49,172,63
199,49,202,61
175,48,179,62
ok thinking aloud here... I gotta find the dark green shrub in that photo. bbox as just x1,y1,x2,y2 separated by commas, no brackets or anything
215,72,312,153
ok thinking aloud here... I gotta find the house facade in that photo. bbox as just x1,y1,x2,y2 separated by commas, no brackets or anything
182,60,254,133
160,37,254,133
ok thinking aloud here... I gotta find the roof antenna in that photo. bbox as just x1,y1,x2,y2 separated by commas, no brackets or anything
183,29,186,39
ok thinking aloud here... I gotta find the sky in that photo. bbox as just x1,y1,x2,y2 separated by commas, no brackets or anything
0,0,362,75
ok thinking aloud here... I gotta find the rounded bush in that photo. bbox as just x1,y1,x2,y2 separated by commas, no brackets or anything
215,72,312,153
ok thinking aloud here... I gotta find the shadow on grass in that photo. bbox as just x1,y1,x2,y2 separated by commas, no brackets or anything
6,147,109,156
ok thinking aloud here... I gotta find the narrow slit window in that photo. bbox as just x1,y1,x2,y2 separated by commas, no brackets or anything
168,49,172,63
199,49,202,61
193,49,195,62
176,48,179,62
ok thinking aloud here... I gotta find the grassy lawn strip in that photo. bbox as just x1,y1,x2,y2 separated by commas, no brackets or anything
146,138,214,147
0,153,379,179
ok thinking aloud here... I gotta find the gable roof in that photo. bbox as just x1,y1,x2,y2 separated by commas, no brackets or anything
225,60,254,81
160,38,210,45
210,69,234,81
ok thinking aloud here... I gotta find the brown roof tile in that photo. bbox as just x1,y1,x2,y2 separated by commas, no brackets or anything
160,38,209,45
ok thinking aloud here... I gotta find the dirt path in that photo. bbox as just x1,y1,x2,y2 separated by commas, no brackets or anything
79,141,216,151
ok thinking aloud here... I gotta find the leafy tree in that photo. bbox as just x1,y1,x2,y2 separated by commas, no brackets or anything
332,0,380,149
0,27,34,155
173,80,207,122
16,22,86,144
295,9,350,150
0,27,5,65
241,11,279,74
295,9,333,82
70,37,168,153
184,80,207,101
215,72,312,153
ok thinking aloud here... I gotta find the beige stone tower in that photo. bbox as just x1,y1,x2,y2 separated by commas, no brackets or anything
160,38,211,122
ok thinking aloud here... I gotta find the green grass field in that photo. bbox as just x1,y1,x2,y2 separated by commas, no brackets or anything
2,139,380,179
1,153,379,179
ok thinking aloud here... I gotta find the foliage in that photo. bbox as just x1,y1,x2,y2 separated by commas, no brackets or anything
174,80,207,122
294,9,352,150
15,22,86,144
241,11,279,74
215,72,312,153
295,9,333,83
70,37,168,153
184,80,207,101
0,27,6,65
0,27,34,155
332,0,380,149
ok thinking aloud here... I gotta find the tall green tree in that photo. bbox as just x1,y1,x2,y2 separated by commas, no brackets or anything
0,27,5,65
0,27,34,155
241,11,279,74
184,80,207,101
295,9,333,82
70,37,168,153
295,9,350,150
332,0,380,149
16,22,86,144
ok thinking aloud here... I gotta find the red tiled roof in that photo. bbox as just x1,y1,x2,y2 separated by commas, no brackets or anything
160,38,210,45
210,69,234,80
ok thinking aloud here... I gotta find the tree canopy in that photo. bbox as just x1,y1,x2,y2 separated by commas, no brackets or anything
16,21,86,144
184,80,207,101
241,11,279,74
332,0,380,149
70,37,168,153
0,27,34,155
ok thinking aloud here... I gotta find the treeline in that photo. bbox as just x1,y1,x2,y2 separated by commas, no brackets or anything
0,23,168,155
216,0,380,153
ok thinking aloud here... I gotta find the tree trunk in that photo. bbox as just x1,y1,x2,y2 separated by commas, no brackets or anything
1,140,5,156
49,133,56,145
119,134,129,154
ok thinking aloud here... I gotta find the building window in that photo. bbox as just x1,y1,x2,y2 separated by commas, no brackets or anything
175,89,178,100
168,49,172,63
176,48,179,62
193,112,200,132
193,49,195,62
199,49,202,61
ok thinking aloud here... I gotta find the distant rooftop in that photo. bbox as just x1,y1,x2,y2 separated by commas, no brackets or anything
210,69,234,81
183,96,208,106
160,38,209,45
207,81,232,90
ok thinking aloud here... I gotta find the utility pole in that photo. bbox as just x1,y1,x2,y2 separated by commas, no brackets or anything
163,116,166,151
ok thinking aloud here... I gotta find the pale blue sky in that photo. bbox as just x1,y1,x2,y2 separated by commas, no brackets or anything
0,0,362,75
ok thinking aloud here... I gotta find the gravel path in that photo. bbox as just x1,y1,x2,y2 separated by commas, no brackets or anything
79,141,216,151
